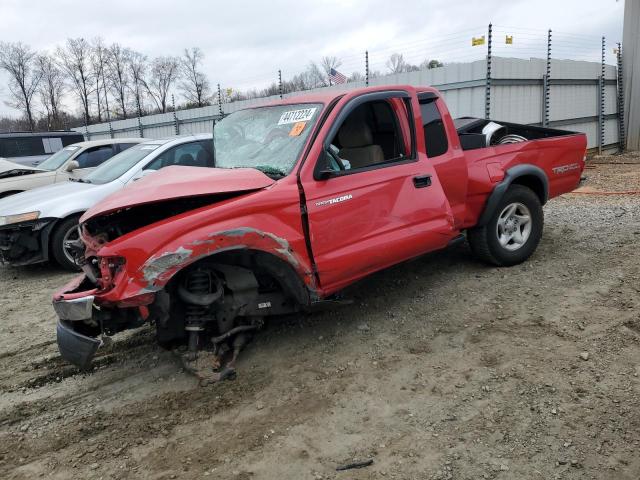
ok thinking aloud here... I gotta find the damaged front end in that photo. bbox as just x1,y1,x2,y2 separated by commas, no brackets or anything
0,217,56,266
54,249,310,380
53,212,315,380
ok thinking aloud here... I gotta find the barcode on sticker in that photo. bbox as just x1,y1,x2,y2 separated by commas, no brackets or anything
278,107,317,125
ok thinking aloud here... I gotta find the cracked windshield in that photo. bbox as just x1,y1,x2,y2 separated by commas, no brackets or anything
214,103,322,177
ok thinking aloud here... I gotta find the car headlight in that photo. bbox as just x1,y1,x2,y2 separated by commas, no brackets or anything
0,211,40,226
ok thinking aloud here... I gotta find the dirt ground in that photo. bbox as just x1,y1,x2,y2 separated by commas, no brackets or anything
1,157,639,480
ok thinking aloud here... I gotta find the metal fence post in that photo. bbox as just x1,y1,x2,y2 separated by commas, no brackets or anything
136,89,144,138
485,23,493,120
598,36,606,154
172,95,179,136
365,50,369,86
278,70,283,99
616,42,625,152
217,83,223,117
543,29,552,126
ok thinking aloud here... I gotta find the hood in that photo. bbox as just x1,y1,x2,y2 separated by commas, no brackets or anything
0,180,99,217
83,166,275,221
0,158,44,178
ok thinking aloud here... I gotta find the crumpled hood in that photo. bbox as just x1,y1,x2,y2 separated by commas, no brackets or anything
0,158,44,177
83,166,275,221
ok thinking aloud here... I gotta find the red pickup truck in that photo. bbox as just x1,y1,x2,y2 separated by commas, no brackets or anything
52,85,586,375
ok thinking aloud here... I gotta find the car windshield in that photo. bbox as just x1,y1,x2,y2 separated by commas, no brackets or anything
85,143,162,185
214,103,322,177
37,145,80,171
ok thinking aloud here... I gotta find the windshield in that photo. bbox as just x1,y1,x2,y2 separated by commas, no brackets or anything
214,103,322,176
37,145,80,171
85,143,161,185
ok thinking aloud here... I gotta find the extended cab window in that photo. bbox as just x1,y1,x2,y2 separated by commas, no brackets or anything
420,100,448,157
326,100,406,172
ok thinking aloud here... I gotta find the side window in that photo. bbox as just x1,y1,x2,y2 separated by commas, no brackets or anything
75,145,115,168
420,101,448,158
42,137,63,153
0,137,45,157
145,142,213,171
325,100,406,172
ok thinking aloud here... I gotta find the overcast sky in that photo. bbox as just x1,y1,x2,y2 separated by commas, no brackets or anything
0,0,625,118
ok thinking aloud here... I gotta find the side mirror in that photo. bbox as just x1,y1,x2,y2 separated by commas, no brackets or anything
66,160,80,172
314,144,344,180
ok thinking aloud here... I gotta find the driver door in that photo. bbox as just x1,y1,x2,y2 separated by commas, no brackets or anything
302,92,455,293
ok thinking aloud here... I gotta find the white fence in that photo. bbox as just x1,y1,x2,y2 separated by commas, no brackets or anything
77,57,620,150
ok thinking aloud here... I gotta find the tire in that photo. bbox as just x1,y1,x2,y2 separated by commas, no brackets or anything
50,215,83,271
468,185,543,266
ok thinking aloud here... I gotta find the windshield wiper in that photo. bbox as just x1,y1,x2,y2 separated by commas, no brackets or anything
68,177,91,184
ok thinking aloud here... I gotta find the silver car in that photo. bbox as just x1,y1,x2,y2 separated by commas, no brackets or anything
0,134,214,270
0,138,145,198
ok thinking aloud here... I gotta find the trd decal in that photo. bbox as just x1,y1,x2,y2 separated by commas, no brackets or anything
552,163,580,175
315,194,353,207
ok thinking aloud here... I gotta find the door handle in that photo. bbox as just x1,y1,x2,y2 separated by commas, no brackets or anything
413,174,432,188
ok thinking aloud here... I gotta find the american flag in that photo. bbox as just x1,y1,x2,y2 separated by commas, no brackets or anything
329,67,347,85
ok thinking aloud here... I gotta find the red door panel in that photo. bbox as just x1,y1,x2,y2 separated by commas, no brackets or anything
304,156,455,293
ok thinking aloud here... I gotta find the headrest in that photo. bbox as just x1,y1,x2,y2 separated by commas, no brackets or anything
338,117,373,148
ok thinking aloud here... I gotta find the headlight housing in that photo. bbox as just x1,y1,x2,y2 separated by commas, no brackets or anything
0,211,40,226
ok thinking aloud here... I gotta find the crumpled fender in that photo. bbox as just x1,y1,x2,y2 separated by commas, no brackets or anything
97,227,317,303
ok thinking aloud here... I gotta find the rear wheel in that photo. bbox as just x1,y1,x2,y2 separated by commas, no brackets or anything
468,185,543,266
51,216,83,271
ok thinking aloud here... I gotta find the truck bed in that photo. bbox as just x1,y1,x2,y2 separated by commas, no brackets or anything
454,117,579,151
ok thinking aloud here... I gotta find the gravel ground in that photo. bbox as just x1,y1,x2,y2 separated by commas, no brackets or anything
0,159,639,480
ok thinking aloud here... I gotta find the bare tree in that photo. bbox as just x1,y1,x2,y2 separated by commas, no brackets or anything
57,38,94,124
36,54,65,129
386,53,407,74
320,56,342,85
143,56,179,113
179,47,211,107
0,42,42,130
128,50,148,115
106,43,131,118
90,38,109,122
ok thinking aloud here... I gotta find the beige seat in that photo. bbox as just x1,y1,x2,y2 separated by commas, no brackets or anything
338,117,384,169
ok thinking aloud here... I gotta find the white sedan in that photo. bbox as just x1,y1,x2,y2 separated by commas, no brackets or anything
0,134,213,270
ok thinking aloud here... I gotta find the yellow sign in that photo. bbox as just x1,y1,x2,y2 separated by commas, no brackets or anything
506,35,513,45
472,36,485,46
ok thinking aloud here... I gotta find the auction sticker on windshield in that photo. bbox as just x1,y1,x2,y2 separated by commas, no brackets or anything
278,107,317,125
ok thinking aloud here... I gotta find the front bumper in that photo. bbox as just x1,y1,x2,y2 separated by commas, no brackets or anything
0,219,55,266
53,274,102,368
56,320,102,369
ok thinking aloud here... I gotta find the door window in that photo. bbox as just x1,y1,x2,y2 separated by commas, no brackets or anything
75,145,115,168
323,100,408,173
144,141,213,171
